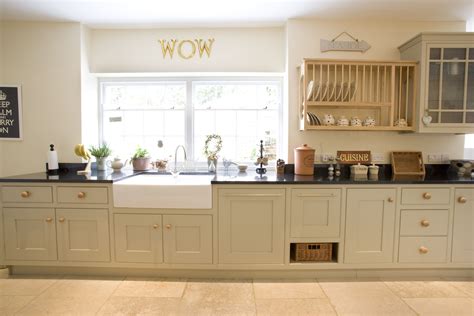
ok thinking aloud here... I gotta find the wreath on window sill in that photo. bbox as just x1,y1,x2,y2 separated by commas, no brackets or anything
204,134,223,160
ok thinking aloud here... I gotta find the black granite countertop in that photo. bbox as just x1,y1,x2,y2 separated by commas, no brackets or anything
0,164,472,185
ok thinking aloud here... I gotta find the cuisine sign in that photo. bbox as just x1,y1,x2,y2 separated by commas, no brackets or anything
0,86,22,140
337,151,371,164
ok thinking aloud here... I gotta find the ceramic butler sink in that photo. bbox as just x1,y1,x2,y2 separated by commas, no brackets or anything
113,174,213,209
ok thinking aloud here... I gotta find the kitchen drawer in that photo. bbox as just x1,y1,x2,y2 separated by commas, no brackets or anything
57,186,108,204
400,209,449,236
401,188,450,205
2,186,53,203
398,236,447,263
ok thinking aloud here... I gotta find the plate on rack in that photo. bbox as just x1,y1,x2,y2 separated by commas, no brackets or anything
306,80,314,101
306,112,321,125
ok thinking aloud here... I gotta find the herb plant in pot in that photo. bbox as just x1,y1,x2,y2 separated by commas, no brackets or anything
131,147,151,171
89,143,112,171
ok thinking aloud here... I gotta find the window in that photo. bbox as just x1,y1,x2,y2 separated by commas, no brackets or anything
99,76,282,167
465,134,474,159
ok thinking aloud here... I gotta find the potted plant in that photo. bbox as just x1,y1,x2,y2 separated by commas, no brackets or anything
130,146,151,171
89,143,112,171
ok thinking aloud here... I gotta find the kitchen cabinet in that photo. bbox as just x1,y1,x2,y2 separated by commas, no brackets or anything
163,215,213,264
290,188,341,238
452,188,474,263
3,208,57,261
56,209,110,262
114,214,163,264
114,213,212,264
344,188,396,263
218,188,285,264
399,33,474,133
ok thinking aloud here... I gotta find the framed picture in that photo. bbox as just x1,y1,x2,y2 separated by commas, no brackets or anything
0,85,22,140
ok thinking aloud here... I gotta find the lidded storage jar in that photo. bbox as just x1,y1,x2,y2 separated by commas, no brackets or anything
294,144,315,175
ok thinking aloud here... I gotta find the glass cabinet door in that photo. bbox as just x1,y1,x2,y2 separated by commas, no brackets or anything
427,47,474,124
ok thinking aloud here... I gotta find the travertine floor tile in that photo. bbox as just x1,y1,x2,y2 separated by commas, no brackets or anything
256,298,336,316
0,295,35,315
444,278,474,298
15,295,110,316
181,280,256,315
403,298,474,316
0,276,58,296
320,280,416,315
97,296,181,315
384,280,468,298
113,277,186,298
38,275,123,298
253,280,326,299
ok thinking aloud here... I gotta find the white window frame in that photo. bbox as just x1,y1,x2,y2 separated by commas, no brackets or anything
98,74,284,166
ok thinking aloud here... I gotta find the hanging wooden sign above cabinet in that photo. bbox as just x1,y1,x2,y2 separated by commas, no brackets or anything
321,32,371,53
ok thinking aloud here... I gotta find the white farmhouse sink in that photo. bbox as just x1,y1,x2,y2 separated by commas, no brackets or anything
113,174,213,209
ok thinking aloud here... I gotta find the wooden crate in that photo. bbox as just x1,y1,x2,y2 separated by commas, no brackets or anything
391,151,425,180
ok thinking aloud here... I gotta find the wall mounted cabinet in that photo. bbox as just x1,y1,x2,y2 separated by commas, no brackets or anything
399,32,474,133
298,59,417,131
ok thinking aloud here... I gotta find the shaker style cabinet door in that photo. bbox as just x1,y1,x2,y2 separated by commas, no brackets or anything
452,188,474,263
290,188,342,238
114,214,163,264
218,189,285,264
56,209,110,262
344,189,396,263
3,208,57,261
162,215,212,264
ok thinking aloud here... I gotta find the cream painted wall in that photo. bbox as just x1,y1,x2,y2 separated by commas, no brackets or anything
90,27,285,72
0,22,82,176
286,19,467,163
81,26,98,147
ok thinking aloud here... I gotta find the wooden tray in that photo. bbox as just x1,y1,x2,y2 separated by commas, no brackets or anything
391,151,425,180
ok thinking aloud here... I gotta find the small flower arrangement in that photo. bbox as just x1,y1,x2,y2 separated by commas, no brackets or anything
204,134,223,160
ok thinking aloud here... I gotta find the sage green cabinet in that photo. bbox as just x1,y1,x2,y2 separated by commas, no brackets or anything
218,188,285,264
114,214,163,264
114,214,212,264
290,188,341,238
3,208,57,261
452,188,474,263
56,209,110,262
344,188,396,263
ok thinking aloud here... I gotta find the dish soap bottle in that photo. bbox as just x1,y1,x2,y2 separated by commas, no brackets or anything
47,144,59,175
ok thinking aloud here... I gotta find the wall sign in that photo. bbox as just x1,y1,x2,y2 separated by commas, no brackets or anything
158,38,215,59
337,151,371,164
0,86,22,140
321,31,370,53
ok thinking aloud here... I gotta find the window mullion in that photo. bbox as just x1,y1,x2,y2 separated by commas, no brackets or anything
185,79,194,161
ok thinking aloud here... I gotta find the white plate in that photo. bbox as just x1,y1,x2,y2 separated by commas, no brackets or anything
306,80,314,101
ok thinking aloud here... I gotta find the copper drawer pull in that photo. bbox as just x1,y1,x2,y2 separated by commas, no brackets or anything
458,196,467,204
58,217,65,223
422,192,432,200
165,224,172,229
45,217,53,223
387,197,394,203
153,224,159,229
20,191,30,198
77,192,86,199
419,246,429,254
420,220,430,227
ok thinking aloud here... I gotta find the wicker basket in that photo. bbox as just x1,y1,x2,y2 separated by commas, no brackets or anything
293,243,333,262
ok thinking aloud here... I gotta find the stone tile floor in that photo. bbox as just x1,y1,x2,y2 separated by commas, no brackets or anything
0,269,472,315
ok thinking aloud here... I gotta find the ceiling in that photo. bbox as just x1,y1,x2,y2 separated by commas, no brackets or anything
0,0,473,28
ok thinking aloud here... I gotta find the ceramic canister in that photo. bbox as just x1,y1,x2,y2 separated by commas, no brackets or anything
294,144,315,175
